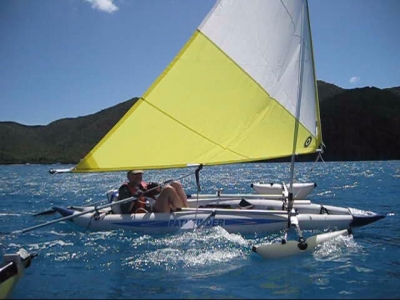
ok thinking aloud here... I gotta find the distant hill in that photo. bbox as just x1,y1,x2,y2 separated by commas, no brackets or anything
320,86,400,161
317,80,346,102
0,80,399,165
0,98,137,164
384,87,400,97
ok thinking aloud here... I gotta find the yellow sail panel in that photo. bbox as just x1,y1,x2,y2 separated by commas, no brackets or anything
74,31,318,172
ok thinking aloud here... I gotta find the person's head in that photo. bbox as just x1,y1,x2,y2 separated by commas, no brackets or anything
127,170,143,185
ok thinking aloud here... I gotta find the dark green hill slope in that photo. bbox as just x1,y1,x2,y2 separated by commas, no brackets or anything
0,98,136,164
317,80,345,102
320,87,400,161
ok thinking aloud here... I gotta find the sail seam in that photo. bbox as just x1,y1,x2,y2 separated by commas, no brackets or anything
140,97,250,160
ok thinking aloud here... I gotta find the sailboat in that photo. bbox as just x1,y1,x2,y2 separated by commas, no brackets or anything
40,0,384,236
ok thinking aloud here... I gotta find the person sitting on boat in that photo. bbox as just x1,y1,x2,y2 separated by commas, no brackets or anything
118,170,189,214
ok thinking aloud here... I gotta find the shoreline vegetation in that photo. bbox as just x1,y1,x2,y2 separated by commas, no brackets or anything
1,81,399,165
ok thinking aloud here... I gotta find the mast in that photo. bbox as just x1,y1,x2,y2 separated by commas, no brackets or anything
288,0,307,212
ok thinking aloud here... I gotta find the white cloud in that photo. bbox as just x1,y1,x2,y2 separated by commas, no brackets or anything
349,76,360,84
85,0,118,13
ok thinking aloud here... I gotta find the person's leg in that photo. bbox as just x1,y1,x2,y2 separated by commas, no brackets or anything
170,181,189,207
153,185,182,212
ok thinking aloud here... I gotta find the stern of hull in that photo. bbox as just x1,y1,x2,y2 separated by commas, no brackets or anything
52,206,74,218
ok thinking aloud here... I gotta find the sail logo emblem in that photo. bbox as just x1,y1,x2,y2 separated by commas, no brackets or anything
304,136,312,148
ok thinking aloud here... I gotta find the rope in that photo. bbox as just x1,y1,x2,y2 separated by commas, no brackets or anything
193,164,203,227
308,149,325,174
291,149,326,196
83,214,93,233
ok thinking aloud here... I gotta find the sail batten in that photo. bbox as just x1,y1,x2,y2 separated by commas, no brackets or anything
73,0,321,173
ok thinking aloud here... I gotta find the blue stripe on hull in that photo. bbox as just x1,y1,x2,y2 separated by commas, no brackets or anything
112,218,285,228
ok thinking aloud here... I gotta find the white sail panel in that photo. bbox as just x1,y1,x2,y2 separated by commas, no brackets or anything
199,0,318,136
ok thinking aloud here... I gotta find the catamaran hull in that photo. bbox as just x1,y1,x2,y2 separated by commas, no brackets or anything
52,206,372,235
251,182,316,199
52,192,385,234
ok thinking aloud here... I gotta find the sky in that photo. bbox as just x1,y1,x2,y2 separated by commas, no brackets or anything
0,0,399,126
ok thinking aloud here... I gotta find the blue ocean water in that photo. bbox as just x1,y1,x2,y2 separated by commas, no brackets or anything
0,161,399,299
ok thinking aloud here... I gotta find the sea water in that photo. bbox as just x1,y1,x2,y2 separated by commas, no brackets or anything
0,161,399,299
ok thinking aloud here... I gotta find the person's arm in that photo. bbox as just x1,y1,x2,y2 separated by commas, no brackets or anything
146,182,161,198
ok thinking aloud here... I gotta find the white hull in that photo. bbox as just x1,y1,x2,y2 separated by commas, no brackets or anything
48,167,73,174
251,182,316,199
53,203,379,235
45,191,383,235
50,190,384,235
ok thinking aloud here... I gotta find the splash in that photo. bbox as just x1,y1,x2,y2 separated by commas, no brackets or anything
123,227,252,271
313,233,360,261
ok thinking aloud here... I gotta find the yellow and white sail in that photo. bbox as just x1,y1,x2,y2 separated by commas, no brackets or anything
74,0,322,172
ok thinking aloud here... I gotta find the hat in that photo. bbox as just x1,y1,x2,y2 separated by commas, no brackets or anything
127,170,144,176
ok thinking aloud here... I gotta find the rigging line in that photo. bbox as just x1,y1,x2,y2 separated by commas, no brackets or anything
296,150,324,184
309,150,325,173
163,168,198,191
84,214,94,233
291,150,324,198
193,164,204,225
